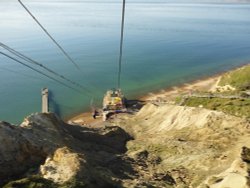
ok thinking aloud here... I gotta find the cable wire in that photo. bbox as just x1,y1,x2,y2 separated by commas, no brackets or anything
117,0,126,89
0,51,84,94
18,0,81,71
0,42,92,94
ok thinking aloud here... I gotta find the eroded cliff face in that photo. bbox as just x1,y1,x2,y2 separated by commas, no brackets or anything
0,120,46,183
115,103,250,187
0,113,131,187
1,104,250,188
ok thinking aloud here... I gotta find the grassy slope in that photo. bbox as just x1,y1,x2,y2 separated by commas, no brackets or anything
219,64,250,90
184,97,250,118
181,64,250,118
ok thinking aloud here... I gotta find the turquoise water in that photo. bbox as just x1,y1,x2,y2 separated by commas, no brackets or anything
0,1,250,124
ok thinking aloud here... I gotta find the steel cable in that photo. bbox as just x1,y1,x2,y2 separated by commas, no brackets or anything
0,51,85,94
117,0,126,89
0,42,92,94
18,0,81,71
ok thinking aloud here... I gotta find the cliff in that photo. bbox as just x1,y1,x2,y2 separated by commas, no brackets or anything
0,113,131,187
1,104,250,187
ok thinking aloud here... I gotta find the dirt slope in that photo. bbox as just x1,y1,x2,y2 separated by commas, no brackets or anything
115,103,250,187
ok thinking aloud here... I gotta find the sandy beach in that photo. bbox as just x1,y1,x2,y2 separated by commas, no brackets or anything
141,75,221,101
68,74,221,125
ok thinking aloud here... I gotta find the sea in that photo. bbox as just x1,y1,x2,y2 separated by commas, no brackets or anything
0,0,250,124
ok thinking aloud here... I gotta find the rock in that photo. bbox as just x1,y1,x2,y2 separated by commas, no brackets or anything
40,147,83,184
0,121,46,185
0,113,132,187
241,146,250,163
152,173,176,185
204,158,249,188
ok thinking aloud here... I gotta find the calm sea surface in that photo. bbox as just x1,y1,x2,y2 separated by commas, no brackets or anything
0,1,250,124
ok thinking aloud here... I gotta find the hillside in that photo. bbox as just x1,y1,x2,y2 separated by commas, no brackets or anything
219,64,250,91
1,65,250,188
115,104,250,187
1,104,249,187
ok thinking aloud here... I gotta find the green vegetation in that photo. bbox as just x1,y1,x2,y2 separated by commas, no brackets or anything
178,64,250,118
174,96,183,104
183,97,250,118
219,65,250,91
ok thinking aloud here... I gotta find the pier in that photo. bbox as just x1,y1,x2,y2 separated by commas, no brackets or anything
41,88,49,113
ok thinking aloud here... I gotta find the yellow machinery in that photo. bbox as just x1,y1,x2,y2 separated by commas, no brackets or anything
102,89,126,120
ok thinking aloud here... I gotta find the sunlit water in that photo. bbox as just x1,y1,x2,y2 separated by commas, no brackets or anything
0,1,250,124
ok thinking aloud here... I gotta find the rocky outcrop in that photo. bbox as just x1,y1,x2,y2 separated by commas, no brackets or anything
0,121,46,184
0,113,80,185
40,147,82,184
203,146,250,188
205,159,248,188
0,113,131,187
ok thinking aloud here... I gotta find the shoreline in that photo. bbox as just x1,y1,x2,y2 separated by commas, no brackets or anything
68,63,250,124
139,62,250,101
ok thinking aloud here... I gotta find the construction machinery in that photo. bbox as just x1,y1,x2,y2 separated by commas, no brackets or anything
102,89,126,121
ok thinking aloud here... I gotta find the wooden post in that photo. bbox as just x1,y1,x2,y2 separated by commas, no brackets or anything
41,88,49,113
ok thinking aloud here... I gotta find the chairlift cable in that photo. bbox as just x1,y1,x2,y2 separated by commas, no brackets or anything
117,0,126,89
0,51,85,94
18,0,81,71
0,42,92,94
